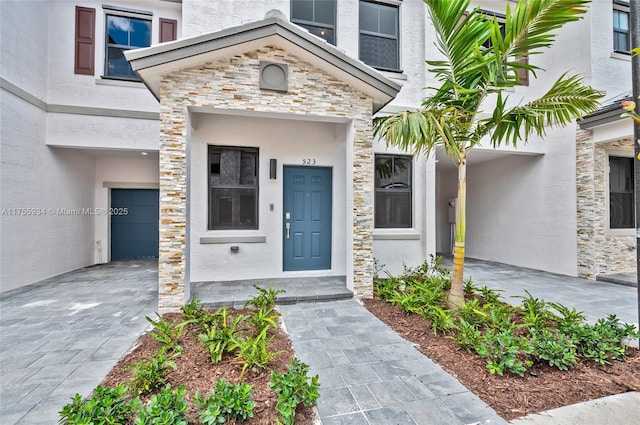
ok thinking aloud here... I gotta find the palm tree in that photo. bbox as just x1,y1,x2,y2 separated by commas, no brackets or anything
373,0,604,308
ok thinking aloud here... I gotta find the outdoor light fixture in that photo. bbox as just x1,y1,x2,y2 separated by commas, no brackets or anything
270,158,277,179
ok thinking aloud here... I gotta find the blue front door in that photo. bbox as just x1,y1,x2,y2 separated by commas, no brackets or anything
283,166,332,271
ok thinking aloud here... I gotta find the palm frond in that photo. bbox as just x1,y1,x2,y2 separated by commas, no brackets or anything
373,109,466,160
501,0,590,60
488,73,604,147
425,0,493,104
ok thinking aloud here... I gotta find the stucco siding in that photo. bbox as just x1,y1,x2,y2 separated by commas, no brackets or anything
46,0,180,112
1,0,49,101
189,114,348,282
1,94,95,292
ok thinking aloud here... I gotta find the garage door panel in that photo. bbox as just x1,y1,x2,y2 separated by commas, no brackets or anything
111,189,159,260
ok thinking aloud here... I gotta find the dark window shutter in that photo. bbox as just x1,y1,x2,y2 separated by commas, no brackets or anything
516,55,529,86
159,18,177,43
75,6,95,75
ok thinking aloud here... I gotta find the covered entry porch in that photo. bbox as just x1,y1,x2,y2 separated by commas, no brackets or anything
126,11,400,312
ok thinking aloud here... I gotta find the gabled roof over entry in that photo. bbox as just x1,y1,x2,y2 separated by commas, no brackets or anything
125,11,401,113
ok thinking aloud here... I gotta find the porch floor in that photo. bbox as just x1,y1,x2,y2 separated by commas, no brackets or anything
190,276,352,308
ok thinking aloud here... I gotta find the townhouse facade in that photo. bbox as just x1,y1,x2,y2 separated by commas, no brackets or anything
0,0,633,310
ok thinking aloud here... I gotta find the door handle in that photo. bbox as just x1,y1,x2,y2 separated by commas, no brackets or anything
285,222,290,239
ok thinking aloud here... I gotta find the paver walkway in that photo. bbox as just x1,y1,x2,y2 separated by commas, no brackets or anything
0,261,157,424
280,300,507,425
1,257,638,425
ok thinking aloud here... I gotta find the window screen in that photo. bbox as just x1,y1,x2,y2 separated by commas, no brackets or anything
291,0,336,45
105,15,151,80
359,1,399,71
375,154,412,228
609,156,634,229
208,147,259,230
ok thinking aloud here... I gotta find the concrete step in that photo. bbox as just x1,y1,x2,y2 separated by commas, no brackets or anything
190,276,353,309
596,273,637,288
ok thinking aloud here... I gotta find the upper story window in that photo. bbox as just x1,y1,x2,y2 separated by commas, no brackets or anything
375,154,412,228
359,1,399,71
74,6,177,77
291,0,336,45
613,1,630,54
609,156,634,229
209,146,259,230
105,14,151,80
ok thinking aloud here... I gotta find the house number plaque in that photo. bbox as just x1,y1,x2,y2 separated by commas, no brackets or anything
302,158,317,165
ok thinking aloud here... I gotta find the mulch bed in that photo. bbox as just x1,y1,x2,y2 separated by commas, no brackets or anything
363,297,640,420
100,311,316,425
99,302,640,423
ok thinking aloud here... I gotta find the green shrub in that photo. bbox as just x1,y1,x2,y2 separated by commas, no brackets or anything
572,315,639,365
59,384,139,425
180,296,208,322
456,298,487,329
374,276,402,301
194,379,255,424
422,305,456,335
245,285,285,310
145,313,192,354
484,303,516,331
248,306,281,335
547,302,586,333
451,317,482,352
269,358,320,425
134,384,188,425
531,329,577,371
478,286,504,305
463,278,478,296
477,329,532,377
233,327,284,377
198,307,246,364
388,289,423,315
374,255,640,379
126,349,179,395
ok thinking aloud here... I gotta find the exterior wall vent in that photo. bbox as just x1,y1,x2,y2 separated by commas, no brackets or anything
259,61,288,92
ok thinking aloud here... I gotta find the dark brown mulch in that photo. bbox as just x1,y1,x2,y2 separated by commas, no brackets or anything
363,297,640,421
100,310,316,425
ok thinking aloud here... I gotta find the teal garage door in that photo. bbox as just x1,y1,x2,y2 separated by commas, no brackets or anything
111,189,159,260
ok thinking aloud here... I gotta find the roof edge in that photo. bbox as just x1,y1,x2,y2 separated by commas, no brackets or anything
125,16,401,110
578,97,629,129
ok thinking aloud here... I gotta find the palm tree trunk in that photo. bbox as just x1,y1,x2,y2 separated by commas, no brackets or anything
448,156,467,308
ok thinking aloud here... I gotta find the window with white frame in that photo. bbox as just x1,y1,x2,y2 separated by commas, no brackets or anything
74,6,176,77
609,156,634,229
208,146,259,230
375,154,412,228
104,14,151,80
613,1,630,54
291,0,336,45
359,1,399,71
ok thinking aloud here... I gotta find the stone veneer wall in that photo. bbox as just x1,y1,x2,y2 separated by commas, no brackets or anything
158,46,374,312
576,127,635,279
